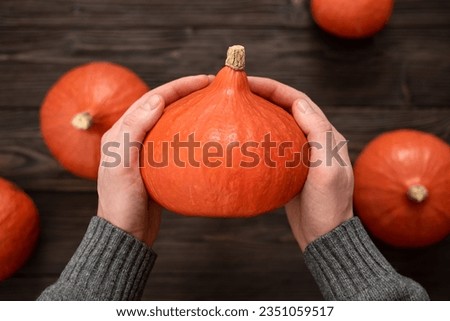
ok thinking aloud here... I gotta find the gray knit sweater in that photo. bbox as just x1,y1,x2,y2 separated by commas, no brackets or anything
37,216,429,301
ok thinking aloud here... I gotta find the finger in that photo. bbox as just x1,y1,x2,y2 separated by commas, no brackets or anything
248,77,325,116
120,94,164,143
109,74,212,136
248,76,301,110
292,98,334,168
249,77,347,164
292,98,333,142
332,127,352,166
293,101,352,168
129,74,211,117
149,74,213,106
332,127,347,151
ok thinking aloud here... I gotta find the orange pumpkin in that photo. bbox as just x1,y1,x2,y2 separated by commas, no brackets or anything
354,129,450,247
0,178,39,281
40,62,149,179
141,45,309,217
311,0,394,39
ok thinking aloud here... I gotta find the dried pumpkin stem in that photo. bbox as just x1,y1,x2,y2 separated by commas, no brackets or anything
225,45,245,71
71,112,93,130
407,184,428,203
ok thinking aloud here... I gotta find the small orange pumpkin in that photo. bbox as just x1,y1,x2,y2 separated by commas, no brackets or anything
141,45,309,217
354,129,450,247
40,62,149,179
0,178,39,281
311,0,394,39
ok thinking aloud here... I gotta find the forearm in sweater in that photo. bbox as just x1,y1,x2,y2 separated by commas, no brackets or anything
304,217,430,300
37,216,156,301
37,215,429,301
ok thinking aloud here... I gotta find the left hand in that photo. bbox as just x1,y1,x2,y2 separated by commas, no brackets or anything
97,75,213,246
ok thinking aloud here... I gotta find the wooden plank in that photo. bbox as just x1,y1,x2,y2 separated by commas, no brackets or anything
0,274,323,300
0,107,448,191
10,192,97,276
1,0,449,28
0,141,97,192
0,0,449,302
0,277,58,300
375,237,450,301
320,106,450,158
403,54,450,107
146,209,323,300
389,0,450,28
0,192,448,300
0,192,323,300
1,28,450,108
0,0,309,28
0,108,95,191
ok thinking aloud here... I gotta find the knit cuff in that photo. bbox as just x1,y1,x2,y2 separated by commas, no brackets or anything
58,216,156,300
304,217,397,300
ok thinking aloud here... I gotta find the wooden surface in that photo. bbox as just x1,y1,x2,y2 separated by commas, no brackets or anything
0,0,449,300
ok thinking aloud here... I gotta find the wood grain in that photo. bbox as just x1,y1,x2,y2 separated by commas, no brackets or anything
0,192,450,300
1,0,449,28
1,28,449,108
0,192,322,300
0,107,448,191
1,192,448,300
0,0,449,301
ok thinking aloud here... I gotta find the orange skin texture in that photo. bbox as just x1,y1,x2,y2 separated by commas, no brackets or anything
40,62,149,180
311,0,394,39
141,67,309,217
0,178,39,281
354,130,450,247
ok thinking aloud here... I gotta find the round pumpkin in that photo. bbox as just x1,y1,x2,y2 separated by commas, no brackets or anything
141,45,309,217
40,62,149,179
0,178,39,281
354,129,450,247
311,0,395,39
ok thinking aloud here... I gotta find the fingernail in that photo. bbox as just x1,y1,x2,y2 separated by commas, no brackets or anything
143,95,161,111
296,99,311,114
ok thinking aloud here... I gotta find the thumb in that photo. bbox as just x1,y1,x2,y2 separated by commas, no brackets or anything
292,98,332,142
292,98,335,172
119,94,164,143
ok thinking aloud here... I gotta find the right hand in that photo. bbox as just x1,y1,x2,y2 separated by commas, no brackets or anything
249,77,354,252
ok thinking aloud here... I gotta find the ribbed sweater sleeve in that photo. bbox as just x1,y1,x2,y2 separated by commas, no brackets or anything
304,217,429,301
37,216,156,301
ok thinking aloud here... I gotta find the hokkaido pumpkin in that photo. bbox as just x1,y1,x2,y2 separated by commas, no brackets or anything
141,45,309,217
0,178,39,281
40,62,149,179
354,129,450,247
311,0,394,39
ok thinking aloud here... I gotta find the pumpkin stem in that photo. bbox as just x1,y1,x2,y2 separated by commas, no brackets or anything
407,184,428,203
71,112,93,130
225,45,245,71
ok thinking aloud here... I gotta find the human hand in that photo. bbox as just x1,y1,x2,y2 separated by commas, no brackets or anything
249,77,354,251
97,75,212,247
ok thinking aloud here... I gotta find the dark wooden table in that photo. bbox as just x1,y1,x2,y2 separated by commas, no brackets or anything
0,0,449,300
